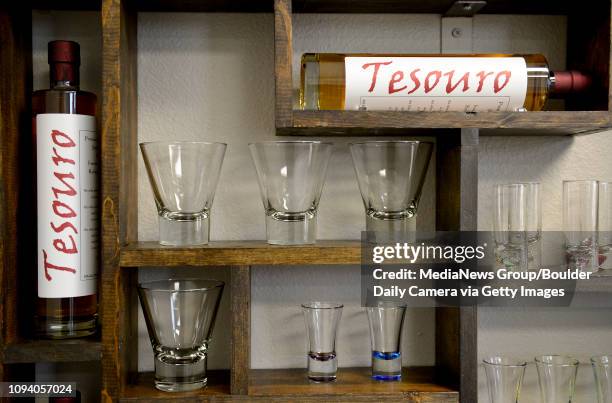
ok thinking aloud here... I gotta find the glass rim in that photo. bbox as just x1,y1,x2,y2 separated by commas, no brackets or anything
482,356,527,367
248,140,334,146
494,182,540,188
301,301,344,309
562,179,599,184
534,355,579,366
138,278,225,292
139,141,228,147
366,301,408,309
591,355,612,366
349,140,433,146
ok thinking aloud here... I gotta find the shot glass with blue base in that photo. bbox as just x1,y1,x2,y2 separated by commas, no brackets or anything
367,302,406,381
302,302,343,382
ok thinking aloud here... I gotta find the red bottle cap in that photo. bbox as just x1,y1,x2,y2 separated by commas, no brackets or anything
553,71,592,93
48,40,80,65
48,40,80,83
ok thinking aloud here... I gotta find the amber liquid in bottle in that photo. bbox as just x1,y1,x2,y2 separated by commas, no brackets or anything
33,41,98,338
300,53,552,111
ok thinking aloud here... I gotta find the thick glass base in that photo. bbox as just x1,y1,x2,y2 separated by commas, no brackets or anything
366,214,416,242
266,212,316,245
372,351,402,381
154,352,207,392
308,352,337,382
36,315,97,339
159,214,209,246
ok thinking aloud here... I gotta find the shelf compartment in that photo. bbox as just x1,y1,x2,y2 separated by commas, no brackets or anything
249,367,458,401
275,0,612,136
2,339,101,364
120,241,361,267
283,111,612,136
120,370,230,402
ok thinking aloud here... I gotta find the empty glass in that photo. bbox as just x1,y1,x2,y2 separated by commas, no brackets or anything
140,141,226,246
138,279,224,392
600,182,612,270
249,141,333,245
592,355,612,403
301,302,343,382
493,183,542,271
366,302,406,381
483,356,527,403
350,141,433,236
563,180,599,272
535,355,579,403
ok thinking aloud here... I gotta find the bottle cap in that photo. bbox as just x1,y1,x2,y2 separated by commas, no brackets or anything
48,40,80,65
552,71,591,93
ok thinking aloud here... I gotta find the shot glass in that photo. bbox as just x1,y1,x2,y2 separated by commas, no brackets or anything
249,141,333,245
138,279,224,392
600,182,612,270
563,180,599,272
350,141,433,236
592,355,612,403
483,356,527,403
301,302,343,382
366,302,406,381
493,183,542,271
535,355,579,403
140,141,226,246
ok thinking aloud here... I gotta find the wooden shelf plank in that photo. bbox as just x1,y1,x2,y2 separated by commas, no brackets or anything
120,370,230,401
2,339,101,363
279,110,612,136
61,0,606,14
249,367,458,401
120,241,361,267
120,368,457,402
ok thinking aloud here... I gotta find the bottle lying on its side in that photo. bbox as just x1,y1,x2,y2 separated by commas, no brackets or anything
300,53,591,112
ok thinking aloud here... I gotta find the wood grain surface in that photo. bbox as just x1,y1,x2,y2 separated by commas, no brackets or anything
2,339,101,363
0,5,32,359
120,241,362,267
100,0,138,400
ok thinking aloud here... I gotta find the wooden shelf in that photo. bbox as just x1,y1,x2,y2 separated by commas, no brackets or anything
249,367,458,401
279,110,612,136
120,368,457,402
120,241,361,267
120,370,231,402
46,0,604,14
1,339,101,364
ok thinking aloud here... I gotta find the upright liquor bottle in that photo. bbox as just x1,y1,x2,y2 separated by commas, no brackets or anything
300,53,591,112
33,41,98,338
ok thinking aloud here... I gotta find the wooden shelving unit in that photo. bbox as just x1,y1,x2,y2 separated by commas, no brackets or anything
1,0,611,402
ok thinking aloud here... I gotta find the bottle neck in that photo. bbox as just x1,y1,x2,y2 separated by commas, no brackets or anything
49,62,80,89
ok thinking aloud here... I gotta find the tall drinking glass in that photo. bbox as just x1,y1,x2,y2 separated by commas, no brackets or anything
563,180,599,272
140,141,226,246
592,355,612,403
366,302,406,381
600,182,612,270
301,302,343,382
350,141,433,236
138,279,224,392
249,141,333,245
493,183,542,271
483,356,527,403
535,355,579,403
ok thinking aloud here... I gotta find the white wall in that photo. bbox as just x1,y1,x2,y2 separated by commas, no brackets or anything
32,10,612,402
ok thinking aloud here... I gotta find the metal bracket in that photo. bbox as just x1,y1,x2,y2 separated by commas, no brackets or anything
441,17,473,53
444,0,487,17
